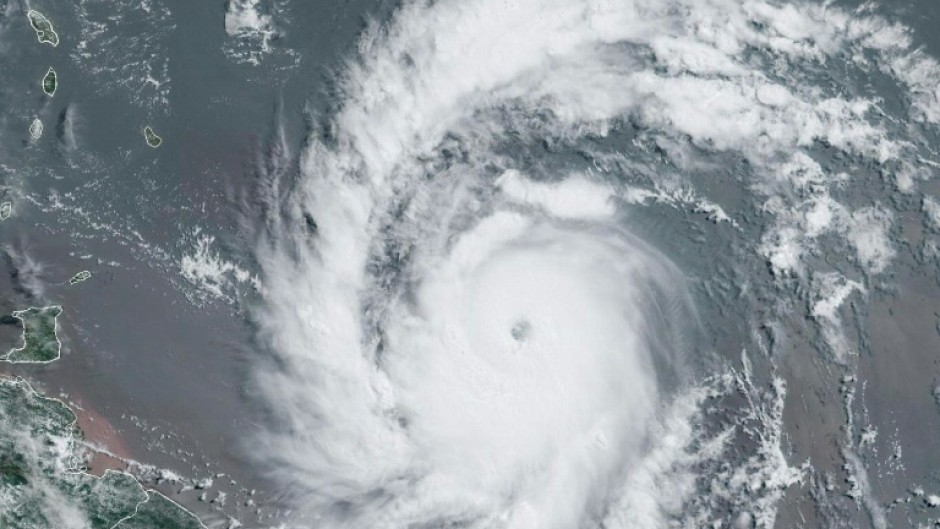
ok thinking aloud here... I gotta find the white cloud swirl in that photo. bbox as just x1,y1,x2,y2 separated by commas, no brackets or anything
250,0,940,526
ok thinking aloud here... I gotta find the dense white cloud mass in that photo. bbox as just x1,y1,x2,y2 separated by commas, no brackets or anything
223,0,281,64
250,0,940,526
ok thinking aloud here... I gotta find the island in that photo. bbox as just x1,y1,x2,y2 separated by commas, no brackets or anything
42,67,57,96
1,306,62,363
29,118,43,140
69,271,92,285
26,10,59,47
0,378,206,529
0,202,10,220
143,126,162,148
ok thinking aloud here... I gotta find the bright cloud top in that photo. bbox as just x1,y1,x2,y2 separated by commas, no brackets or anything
251,0,940,526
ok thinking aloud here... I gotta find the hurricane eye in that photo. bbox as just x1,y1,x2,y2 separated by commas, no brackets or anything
510,320,531,341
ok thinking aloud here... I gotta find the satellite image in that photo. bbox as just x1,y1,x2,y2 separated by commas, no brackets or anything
2,0,940,528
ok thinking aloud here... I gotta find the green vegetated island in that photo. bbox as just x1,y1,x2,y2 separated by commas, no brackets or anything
143,126,162,148
42,67,57,96
1,306,62,363
26,10,58,47
0,306,206,529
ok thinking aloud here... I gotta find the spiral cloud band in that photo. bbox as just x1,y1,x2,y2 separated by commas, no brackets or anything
257,167,693,527
252,0,940,526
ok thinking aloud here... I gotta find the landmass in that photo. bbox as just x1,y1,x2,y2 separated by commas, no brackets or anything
115,491,206,529
0,378,206,529
69,271,92,285
0,202,10,220
1,306,62,363
143,126,162,148
0,312,207,527
29,118,43,140
42,67,57,96
26,10,59,47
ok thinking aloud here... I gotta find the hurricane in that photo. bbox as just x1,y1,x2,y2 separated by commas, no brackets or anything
248,0,940,527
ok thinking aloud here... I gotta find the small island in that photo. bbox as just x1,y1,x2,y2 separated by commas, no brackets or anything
42,67,57,96
68,270,92,285
1,306,62,363
29,118,43,140
26,10,59,47
143,126,163,148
